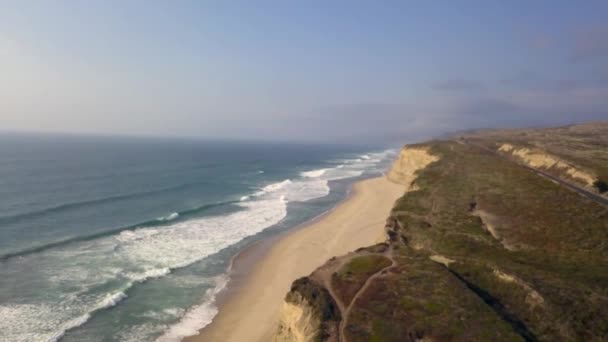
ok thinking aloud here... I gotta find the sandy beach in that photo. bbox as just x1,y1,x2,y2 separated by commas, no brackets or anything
186,176,404,342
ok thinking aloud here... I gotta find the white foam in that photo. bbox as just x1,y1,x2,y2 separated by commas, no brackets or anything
118,322,166,342
115,197,287,271
256,178,330,202
324,169,363,180
98,291,128,310
158,212,179,221
262,179,292,193
155,275,229,342
48,313,93,342
127,267,171,283
0,290,127,342
0,303,80,342
0,148,397,341
0,196,288,341
300,168,329,178
139,307,185,321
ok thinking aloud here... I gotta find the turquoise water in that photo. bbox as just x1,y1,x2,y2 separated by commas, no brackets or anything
0,133,395,341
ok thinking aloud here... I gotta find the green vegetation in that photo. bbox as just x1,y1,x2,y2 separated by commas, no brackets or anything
285,123,608,341
462,122,608,185
387,140,608,341
331,254,392,306
344,248,523,342
340,255,392,275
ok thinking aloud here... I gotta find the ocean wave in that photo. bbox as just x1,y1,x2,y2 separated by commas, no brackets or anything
0,180,212,225
2,149,395,262
255,151,394,204
0,148,398,341
48,312,93,342
1,289,129,342
0,199,239,261
325,169,364,180
300,168,329,178
126,267,171,283
262,179,292,193
155,275,229,342
139,307,184,321
48,290,128,341
157,212,179,221
98,291,128,310
0,195,288,341
255,178,329,202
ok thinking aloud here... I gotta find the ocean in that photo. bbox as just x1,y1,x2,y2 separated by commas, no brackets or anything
0,133,396,342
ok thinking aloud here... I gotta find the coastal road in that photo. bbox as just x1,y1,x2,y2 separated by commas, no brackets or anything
461,140,608,207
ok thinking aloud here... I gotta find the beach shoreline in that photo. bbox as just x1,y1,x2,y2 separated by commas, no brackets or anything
185,176,404,342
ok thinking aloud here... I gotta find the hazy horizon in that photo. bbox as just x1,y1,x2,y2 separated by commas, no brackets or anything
2,1,608,143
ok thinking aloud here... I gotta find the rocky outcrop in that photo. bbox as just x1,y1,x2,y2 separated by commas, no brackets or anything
387,146,439,188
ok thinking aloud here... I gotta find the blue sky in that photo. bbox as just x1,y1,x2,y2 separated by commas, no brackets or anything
1,1,607,143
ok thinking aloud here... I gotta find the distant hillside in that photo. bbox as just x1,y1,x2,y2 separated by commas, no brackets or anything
459,121,608,194
276,122,608,341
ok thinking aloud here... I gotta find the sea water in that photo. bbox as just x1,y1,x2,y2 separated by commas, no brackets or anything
0,133,396,341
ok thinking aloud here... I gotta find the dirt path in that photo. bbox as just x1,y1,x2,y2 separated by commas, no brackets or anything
332,248,397,342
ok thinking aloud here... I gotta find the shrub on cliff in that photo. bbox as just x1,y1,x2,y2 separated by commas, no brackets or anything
593,179,608,193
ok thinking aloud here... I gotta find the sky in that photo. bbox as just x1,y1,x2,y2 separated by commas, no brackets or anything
1,1,607,144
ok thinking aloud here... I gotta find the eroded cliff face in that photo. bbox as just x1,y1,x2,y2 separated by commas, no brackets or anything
387,146,439,188
498,143,596,187
274,147,440,342
275,128,608,341
275,278,340,342
275,297,322,342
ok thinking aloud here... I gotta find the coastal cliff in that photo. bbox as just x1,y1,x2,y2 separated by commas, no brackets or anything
461,122,608,196
497,143,596,187
275,122,608,341
386,146,439,187
275,277,341,342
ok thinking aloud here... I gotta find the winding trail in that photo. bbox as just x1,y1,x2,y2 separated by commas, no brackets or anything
322,247,397,342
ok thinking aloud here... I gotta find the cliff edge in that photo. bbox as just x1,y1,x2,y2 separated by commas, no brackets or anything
386,146,439,187
276,123,608,341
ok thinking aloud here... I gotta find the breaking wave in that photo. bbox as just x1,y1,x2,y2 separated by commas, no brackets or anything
0,148,397,341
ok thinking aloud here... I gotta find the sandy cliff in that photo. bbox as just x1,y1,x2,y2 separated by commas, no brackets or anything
386,146,439,187
274,145,439,342
276,135,608,341
498,143,596,187
275,278,340,342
